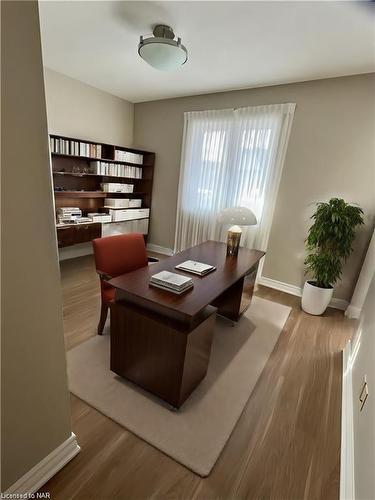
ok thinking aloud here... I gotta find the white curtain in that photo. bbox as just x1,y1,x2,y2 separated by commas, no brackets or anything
174,103,296,254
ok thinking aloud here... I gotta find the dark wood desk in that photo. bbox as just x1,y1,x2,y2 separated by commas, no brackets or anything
109,241,265,408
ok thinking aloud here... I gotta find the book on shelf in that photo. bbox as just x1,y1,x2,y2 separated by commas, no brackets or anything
49,136,102,159
49,137,143,177
175,260,216,276
105,198,130,208
57,207,82,218
57,206,81,213
104,199,140,209
149,271,193,294
101,182,134,193
73,217,93,224
87,213,112,223
57,215,91,224
115,150,143,165
90,161,142,179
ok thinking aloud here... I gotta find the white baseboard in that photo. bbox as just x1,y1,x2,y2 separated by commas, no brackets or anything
330,297,350,311
345,304,361,319
340,341,355,500
258,276,349,311
258,276,301,297
147,243,174,256
6,432,80,495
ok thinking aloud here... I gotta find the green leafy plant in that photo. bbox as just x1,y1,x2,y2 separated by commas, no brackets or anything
305,198,364,288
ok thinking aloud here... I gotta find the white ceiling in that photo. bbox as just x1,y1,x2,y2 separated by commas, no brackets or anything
39,1,375,103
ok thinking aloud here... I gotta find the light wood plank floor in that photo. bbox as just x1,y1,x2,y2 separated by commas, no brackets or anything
41,255,355,499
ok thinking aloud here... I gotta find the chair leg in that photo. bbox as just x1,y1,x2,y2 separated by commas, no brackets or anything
98,303,109,335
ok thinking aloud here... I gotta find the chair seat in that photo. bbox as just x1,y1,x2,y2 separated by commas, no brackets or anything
102,286,115,304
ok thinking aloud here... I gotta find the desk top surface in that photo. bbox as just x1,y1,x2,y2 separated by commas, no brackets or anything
109,241,265,320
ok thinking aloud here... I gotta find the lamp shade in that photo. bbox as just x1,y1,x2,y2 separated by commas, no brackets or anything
138,26,187,71
217,206,257,226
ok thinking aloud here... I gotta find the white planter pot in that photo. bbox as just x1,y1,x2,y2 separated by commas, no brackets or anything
301,280,334,315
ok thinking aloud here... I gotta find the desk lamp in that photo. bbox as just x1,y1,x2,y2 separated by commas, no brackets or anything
218,207,257,256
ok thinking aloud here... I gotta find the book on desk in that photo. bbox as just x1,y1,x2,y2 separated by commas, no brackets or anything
149,270,194,294
175,260,216,276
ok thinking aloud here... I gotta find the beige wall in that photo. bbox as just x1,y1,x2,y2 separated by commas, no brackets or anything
352,272,375,499
134,74,375,301
1,1,72,490
44,67,134,146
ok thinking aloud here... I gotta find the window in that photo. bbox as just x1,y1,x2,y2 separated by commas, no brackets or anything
175,103,295,254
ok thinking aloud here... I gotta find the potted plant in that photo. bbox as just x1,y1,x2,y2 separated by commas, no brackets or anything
302,198,364,315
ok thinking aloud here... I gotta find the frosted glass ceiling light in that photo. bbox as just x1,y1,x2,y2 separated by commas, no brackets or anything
138,25,188,71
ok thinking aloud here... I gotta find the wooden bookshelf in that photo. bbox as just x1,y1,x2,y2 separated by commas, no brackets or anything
50,134,155,248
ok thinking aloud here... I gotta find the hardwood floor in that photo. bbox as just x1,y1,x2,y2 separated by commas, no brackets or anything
41,254,356,499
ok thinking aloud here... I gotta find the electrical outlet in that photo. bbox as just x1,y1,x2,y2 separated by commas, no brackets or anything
359,376,369,411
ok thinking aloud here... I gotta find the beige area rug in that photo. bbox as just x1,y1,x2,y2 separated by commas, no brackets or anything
67,297,291,477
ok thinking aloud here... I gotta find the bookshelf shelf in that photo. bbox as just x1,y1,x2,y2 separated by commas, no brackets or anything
56,218,149,229
54,191,147,198
51,152,151,168
53,171,147,182
54,191,107,198
50,133,155,248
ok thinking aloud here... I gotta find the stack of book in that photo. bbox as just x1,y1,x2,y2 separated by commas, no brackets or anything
149,271,194,294
104,198,142,209
50,138,102,158
90,161,142,179
115,150,143,164
175,260,216,276
100,183,134,193
56,207,82,223
72,217,92,224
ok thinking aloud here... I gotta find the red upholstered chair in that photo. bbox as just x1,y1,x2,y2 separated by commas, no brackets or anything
92,233,150,335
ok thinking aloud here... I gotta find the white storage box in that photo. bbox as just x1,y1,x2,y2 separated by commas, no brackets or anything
128,199,142,208
101,183,134,193
87,213,112,223
109,208,149,222
104,198,130,209
102,219,149,237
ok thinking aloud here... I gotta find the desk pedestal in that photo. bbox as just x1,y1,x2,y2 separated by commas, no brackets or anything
211,263,258,321
110,302,217,408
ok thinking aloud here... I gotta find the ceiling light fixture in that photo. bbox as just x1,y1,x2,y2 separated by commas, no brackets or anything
138,25,187,71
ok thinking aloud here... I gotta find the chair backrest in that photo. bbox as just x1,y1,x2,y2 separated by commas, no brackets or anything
92,233,148,279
